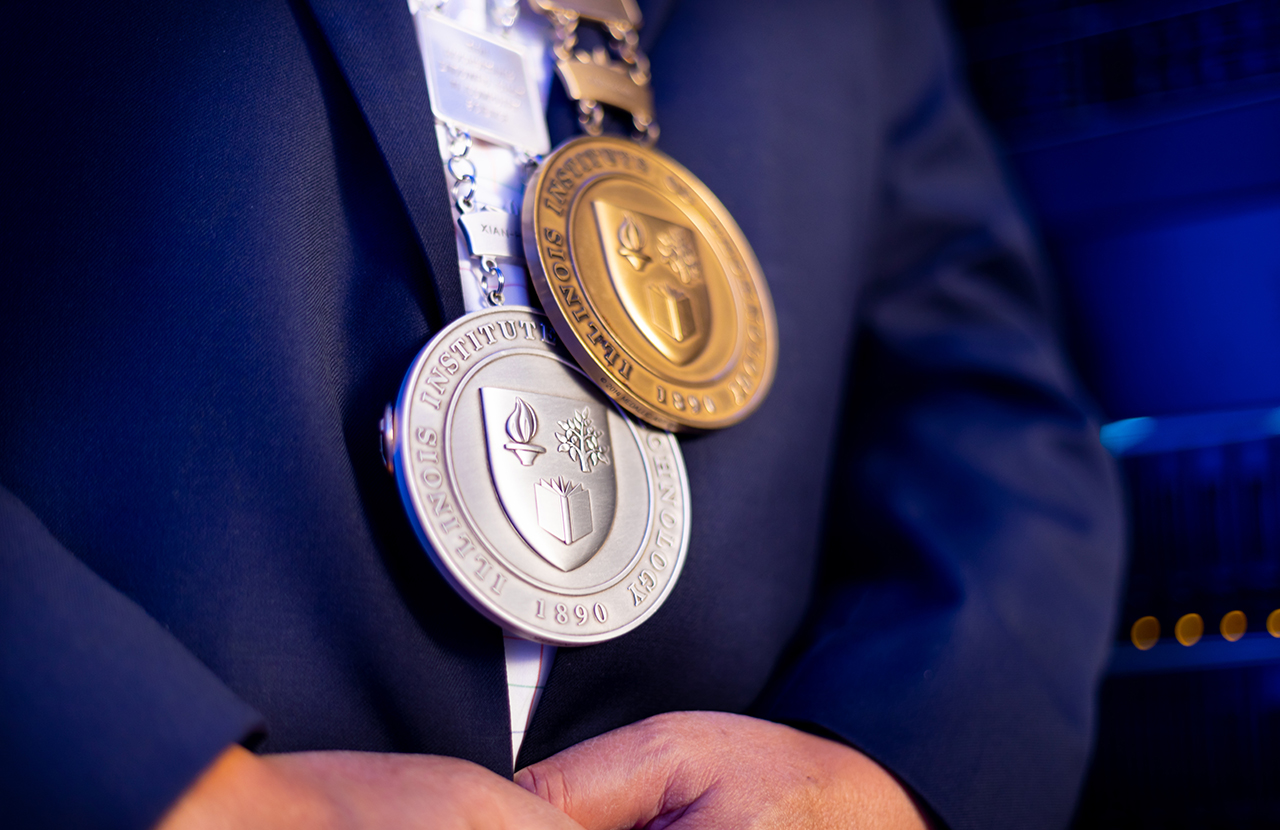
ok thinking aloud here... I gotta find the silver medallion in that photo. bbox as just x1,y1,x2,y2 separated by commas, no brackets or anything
385,307,690,645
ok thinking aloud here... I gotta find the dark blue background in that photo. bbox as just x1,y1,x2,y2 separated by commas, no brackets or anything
949,1,1280,825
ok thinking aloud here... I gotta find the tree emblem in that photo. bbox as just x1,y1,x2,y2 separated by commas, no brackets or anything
655,225,701,285
555,408,611,473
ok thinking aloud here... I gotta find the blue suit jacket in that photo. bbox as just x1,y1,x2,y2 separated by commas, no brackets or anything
0,1,1124,828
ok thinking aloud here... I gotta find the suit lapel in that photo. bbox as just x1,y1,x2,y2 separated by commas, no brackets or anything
300,0,465,325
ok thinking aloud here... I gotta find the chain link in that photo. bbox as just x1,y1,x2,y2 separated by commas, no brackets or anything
479,255,505,306
489,0,519,32
549,9,580,63
444,122,507,306
577,100,605,136
444,123,477,213
607,24,650,85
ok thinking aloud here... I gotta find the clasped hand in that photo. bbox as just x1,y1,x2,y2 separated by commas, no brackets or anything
160,712,928,829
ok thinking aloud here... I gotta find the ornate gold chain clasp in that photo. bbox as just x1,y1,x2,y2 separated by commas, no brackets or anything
530,0,658,144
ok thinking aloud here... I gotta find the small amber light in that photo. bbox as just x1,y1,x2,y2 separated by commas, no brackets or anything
1268,609,1280,638
1220,610,1247,642
1175,613,1204,647
1130,616,1160,650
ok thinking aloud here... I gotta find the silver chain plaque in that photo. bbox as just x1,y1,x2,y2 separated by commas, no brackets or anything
417,12,551,154
386,307,690,644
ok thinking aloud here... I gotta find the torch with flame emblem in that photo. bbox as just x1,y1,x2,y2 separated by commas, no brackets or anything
617,212,652,272
503,397,546,466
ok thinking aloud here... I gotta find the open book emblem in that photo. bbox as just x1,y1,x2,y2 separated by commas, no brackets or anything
480,388,616,571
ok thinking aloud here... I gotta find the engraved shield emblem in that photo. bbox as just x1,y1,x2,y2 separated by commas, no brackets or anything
480,387,617,571
592,201,712,366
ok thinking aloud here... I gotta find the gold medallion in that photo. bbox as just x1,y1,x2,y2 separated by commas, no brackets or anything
523,135,778,431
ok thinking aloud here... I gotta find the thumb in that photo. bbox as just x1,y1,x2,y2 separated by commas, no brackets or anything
515,716,707,830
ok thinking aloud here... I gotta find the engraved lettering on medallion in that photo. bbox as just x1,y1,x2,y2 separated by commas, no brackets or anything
554,603,569,624
425,365,450,396
628,583,647,606
593,602,608,623
490,572,506,595
497,320,519,340
584,320,623,368
426,491,452,516
474,555,492,579
637,569,656,591
439,352,461,374
650,550,668,570
449,338,472,361
664,174,695,205
558,284,590,322
535,599,546,619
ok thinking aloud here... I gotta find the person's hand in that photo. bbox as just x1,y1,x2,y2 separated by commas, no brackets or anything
157,744,588,830
515,711,931,830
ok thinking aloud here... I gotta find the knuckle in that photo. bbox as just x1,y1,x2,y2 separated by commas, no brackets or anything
637,711,714,752
522,761,574,814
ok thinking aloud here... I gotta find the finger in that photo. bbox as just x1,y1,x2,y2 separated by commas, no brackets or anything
515,713,714,830
271,751,589,830
489,773,596,830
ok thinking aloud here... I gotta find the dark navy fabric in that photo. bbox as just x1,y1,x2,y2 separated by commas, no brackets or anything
0,1,1124,829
